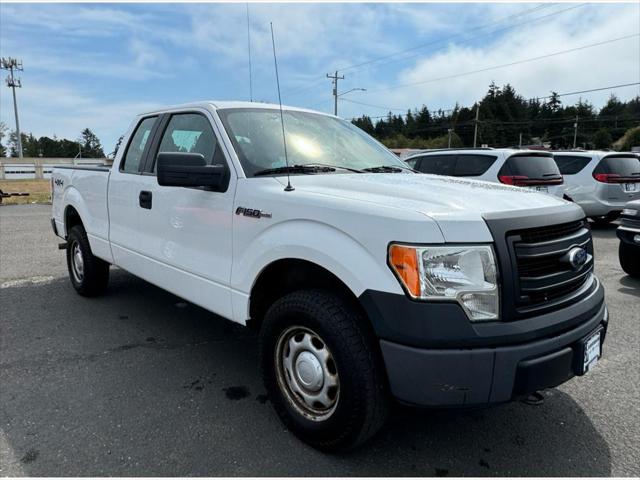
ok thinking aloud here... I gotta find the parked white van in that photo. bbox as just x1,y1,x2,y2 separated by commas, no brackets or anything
405,148,565,197
552,151,640,223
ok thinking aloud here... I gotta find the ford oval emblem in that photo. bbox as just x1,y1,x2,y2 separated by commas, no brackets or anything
567,247,588,270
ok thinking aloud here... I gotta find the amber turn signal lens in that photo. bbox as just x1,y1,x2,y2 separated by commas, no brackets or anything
389,244,421,297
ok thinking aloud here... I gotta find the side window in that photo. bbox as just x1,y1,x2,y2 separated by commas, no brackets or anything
154,113,225,172
404,157,420,169
554,155,591,175
121,116,157,173
455,154,497,176
416,155,456,175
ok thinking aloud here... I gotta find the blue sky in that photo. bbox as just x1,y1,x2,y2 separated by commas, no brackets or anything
1,2,639,153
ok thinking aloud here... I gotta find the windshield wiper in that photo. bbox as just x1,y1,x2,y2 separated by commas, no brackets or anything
254,164,336,176
303,163,364,173
361,165,407,173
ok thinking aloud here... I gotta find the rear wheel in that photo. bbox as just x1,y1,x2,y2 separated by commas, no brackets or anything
66,225,110,296
619,241,640,277
260,289,388,451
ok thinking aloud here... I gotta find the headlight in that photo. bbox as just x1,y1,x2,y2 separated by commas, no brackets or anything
389,244,499,321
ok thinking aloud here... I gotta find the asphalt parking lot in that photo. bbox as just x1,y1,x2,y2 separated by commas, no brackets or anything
1,204,638,476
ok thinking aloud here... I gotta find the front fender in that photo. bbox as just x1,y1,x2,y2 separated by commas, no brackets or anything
230,219,405,321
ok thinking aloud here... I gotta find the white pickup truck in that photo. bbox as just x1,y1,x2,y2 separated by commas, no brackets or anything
52,101,608,450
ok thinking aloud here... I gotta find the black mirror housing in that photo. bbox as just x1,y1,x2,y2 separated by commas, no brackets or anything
156,152,227,191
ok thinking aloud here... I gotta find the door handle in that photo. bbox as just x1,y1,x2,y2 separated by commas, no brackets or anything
139,190,152,209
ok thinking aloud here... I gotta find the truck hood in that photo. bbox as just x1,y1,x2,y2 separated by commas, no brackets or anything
280,173,579,242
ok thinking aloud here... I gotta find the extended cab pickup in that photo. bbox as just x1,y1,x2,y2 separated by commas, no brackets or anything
52,102,608,450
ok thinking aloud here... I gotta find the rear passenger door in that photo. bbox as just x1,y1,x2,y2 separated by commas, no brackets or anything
108,115,159,271
134,110,236,319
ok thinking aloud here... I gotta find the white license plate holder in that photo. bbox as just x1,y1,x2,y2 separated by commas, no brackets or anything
580,329,602,374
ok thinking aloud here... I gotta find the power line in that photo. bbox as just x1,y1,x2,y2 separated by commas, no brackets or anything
349,82,640,120
363,33,640,94
283,3,564,97
341,3,586,76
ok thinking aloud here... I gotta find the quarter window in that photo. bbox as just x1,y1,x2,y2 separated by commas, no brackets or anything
121,116,156,173
415,155,456,175
554,155,591,175
455,154,497,176
154,113,225,171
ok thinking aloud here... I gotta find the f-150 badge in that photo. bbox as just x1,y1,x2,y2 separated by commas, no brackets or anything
235,207,272,219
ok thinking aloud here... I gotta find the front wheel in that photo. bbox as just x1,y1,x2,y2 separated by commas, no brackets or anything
260,289,389,451
619,241,640,277
66,225,110,296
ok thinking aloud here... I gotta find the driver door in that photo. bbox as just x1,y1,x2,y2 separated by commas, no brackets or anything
134,110,236,319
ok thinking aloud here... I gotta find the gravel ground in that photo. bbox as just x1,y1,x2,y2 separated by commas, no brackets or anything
0,204,638,476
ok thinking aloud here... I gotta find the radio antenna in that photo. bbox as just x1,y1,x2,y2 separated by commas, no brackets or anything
246,3,253,102
270,22,294,192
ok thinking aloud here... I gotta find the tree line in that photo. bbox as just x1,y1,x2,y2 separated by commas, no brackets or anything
352,82,640,150
0,123,105,158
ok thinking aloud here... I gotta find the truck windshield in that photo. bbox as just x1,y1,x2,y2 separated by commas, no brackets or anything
217,108,408,177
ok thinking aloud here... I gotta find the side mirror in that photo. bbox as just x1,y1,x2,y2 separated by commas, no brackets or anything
156,152,226,190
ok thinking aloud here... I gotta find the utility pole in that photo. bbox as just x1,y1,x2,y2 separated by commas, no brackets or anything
327,70,344,116
573,115,578,149
473,104,480,148
519,132,523,148
447,128,453,148
1,57,24,158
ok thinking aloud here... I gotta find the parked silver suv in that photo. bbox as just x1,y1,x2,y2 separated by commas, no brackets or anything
405,148,565,196
553,151,640,223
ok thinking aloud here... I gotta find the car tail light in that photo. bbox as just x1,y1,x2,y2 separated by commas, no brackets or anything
498,175,563,186
498,175,528,186
593,173,621,183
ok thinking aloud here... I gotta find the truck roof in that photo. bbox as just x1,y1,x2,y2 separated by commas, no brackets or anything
139,101,332,118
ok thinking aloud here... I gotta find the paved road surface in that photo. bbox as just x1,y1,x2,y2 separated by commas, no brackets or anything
1,204,638,476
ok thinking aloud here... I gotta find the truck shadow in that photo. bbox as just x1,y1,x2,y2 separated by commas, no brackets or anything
0,270,612,476
618,274,640,297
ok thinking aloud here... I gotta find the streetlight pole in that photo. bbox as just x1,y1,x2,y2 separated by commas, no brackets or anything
335,87,366,116
1,57,24,158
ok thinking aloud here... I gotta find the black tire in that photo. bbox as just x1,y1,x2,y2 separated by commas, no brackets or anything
619,241,640,278
66,225,110,296
590,212,619,226
260,289,389,451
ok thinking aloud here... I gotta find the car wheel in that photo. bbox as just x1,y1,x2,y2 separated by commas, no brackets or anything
66,225,110,296
260,289,389,451
619,241,640,278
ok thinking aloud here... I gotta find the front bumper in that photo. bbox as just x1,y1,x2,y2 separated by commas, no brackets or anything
360,280,608,407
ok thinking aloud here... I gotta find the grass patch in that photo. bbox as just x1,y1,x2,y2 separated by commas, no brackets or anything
0,179,51,205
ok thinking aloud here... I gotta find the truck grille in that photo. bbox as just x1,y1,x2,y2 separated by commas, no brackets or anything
508,219,594,314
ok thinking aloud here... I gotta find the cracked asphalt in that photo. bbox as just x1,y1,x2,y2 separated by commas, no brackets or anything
1,204,639,476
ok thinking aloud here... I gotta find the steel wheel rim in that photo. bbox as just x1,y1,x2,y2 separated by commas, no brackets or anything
71,241,85,283
275,326,340,421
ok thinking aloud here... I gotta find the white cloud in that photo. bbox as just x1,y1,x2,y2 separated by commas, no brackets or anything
340,3,640,118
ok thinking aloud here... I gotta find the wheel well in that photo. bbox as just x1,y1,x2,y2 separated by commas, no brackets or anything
64,206,83,237
248,259,364,330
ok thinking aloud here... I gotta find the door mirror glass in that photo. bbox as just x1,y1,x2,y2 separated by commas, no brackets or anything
156,152,226,190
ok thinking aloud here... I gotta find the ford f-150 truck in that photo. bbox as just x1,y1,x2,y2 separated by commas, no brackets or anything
52,101,608,451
